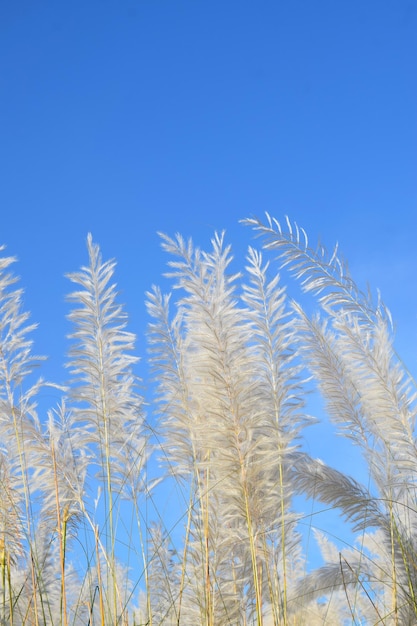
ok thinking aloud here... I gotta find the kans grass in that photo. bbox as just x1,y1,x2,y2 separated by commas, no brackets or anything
0,215,415,625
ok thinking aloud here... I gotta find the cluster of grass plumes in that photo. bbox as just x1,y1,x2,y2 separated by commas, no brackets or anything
0,216,416,625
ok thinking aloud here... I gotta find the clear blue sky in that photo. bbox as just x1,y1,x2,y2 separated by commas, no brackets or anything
1,1,416,494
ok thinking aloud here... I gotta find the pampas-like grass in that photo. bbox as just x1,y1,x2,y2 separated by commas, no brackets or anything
248,214,417,624
0,218,416,624
66,234,150,624
147,232,308,625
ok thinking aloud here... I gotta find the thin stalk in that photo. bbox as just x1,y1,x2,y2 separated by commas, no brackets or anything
52,443,68,626
202,464,213,626
1,536,6,625
8,397,39,625
1,537,5,625
277,452,288,625
7,395,48,625
28,548,40,626
95,525,106,626
242,476,263,626
389,499,399,626
132,497,152,626
342,555,383,623
7,552,13,626
176,485,194,625
261,532,279,626
339,552,357,626
391,509,417,621
97,334,118,622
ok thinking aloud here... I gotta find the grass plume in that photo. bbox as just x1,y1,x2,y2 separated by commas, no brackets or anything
0,218,415,624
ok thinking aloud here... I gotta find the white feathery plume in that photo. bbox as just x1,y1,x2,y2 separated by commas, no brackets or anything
148,231,310,624
247,214,417,623
66,234,149,622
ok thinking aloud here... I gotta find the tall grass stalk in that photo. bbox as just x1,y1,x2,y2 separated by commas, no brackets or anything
0,218,416,623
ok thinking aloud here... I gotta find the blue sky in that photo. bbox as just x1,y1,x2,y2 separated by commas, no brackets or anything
1,0,416,558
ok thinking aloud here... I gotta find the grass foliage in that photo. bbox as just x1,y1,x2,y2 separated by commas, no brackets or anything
0,216,416,625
